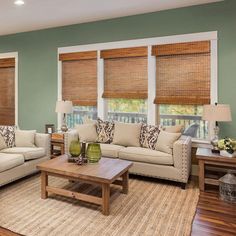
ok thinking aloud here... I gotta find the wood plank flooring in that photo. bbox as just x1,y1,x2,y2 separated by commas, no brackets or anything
0,227,21,236
1,184,236,236
191,191,236,236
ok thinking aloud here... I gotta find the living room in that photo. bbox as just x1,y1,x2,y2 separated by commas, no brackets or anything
0,0,236,235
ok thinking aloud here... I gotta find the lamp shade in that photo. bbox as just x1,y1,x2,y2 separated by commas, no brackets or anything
55,101,73,114
202,104,232,122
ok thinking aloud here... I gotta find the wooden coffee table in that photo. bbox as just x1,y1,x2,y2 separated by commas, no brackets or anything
37,155,133,215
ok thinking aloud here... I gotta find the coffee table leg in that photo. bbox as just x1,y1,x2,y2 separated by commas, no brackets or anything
102,183,110,215
41,171,48,199
122,171,129,194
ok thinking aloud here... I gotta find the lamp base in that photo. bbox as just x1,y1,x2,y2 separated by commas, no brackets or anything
211,124,220,154
61,123,68,132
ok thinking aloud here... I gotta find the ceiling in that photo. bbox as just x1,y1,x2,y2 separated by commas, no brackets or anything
0,0,223,36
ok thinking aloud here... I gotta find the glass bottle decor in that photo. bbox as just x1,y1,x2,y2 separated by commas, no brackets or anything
219,170,236,203
69,139,81,157
81,142,87,163
86,143,102,163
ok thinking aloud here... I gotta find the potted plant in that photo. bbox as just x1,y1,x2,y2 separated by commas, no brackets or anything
218,138,236,158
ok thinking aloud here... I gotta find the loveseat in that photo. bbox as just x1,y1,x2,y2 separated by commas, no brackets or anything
0,126,51,187
64,120,192,188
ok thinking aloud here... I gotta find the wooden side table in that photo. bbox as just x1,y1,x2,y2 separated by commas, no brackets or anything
196,148,236,191
51,133,65,158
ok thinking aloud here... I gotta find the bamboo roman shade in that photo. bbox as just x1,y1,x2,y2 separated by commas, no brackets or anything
152,41,211,105
101,47,148,99
61,51,97,106
0,58,15,125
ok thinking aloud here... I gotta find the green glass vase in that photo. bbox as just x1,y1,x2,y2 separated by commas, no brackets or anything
69,140,81,157
86,143,102,163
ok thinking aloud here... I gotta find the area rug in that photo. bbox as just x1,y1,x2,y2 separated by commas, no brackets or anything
0,175,199,236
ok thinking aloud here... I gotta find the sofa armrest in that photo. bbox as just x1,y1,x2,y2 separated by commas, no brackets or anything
35,133,51,157
173,136,192,183
64,129,79,155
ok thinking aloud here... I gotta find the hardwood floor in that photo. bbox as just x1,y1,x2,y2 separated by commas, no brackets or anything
191,191,236,236
1,185,236,236
0,227,21,236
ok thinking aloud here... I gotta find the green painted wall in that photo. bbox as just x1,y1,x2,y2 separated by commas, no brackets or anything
0,0,235,137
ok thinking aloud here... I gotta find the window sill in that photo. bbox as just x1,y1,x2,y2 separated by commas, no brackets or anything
192,138,211,148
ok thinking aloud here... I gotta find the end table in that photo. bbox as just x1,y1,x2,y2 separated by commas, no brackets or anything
196,148,236,191
51,133,65,158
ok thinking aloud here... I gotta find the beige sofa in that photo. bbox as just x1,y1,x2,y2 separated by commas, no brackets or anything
64,129,192,189
0,133,51,187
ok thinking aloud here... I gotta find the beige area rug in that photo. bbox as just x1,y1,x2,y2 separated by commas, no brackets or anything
0,175,199,236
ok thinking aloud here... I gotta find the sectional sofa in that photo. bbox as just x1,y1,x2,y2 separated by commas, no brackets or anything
64,121,192,188
0,127,51,187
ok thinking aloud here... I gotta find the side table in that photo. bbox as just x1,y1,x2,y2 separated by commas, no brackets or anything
196,148,236,191
51,133,65,158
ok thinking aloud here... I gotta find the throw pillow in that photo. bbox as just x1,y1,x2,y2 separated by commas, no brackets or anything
83,117,97,125
0,134,7,150
112,122,142,147
163,125,183,133
75,123,97,142
15,130,36,147
155,130,181,154
96,118,114,143
0,125,15,147
140,124,161,150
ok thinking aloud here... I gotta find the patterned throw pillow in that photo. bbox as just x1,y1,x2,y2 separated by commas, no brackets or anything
140,124,161,150
96,118,115,144
0,126,15,147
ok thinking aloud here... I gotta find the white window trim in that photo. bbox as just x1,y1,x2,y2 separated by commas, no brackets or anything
97,50,107,120
0,52,18,127
57,31,218,140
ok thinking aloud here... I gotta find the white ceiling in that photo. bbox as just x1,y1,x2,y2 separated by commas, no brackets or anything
0,0,223,36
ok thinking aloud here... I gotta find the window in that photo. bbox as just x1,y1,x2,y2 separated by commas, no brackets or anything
67,106,97,128
101,47,148,123
108,99,147,123
60,51,97,126
152,41,211,139
159,105,208,139
0,58,15,125
59,32,217,140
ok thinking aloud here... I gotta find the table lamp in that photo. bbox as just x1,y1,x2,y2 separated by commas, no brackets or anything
202,103,232,153
55,100,73,132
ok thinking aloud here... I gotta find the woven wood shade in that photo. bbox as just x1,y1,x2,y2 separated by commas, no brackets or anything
0,66,15,125
102,56,148,99
152,41,210,56
101,47,147,59
153,41,211,105
62,59,97,106
59,51,97,61
0,58,15,68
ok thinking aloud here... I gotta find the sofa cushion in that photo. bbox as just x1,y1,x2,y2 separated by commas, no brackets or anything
155,130,181,154
100,144,125,158
112,122,141,147
163,125,183,133
96,118,114,144
0,153,24,173
15,130,36,147
0,126,15,147
119,147,173,165
75,124,97,142
140,124,161,150
1,147,46,161
0,134,7,150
